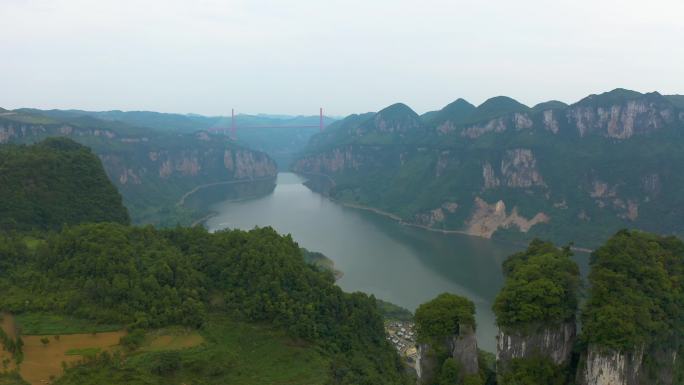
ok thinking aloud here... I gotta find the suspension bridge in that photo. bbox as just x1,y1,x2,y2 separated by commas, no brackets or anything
214,108,326,139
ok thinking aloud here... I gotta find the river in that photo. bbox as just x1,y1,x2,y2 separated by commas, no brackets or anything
205,172,588,352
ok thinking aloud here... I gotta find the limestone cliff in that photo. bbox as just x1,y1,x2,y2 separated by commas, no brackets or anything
417,325,480,385
449,324,480,376
566,94,675,139
292,146,363,174
416,343,439,383
577,345,680,385
496,321,576,371
493,240,580,383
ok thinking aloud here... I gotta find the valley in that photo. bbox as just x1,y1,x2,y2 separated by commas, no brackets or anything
0,88,682,385
205,172,590,352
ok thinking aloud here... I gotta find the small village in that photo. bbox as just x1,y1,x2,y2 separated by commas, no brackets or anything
385,321,418,364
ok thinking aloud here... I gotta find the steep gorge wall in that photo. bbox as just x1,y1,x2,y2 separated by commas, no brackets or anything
0,119,277,222
293,92,684,246
417,325,480,384
577,345,680,385
496,321,576,369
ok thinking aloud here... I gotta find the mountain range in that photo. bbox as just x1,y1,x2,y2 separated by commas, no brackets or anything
293,89,684,247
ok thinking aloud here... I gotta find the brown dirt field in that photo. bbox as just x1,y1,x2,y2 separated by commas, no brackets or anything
0,313,17,339
0,313,17,372
19,331,126,385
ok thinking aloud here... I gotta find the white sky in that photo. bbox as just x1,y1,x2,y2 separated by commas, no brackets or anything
1,0,683,116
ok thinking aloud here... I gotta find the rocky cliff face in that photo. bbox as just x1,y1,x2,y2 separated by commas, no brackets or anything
450,324,479,376
292,146,363,174
417,325,480,384
416,343,438,384
566,97,675,139
458,92,677,140
496,321,576,370
578,346,645,385
108,147,275,185
482,149,545,189
577,345,680,385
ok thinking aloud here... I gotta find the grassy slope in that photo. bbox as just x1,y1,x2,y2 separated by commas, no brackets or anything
0,374,28,385
54,315,329,385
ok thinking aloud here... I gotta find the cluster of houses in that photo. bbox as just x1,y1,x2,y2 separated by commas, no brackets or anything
385,321,418,363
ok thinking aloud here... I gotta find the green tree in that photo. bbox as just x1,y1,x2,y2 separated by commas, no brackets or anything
438,358,461,385
493,239,580,331
415,293,475,344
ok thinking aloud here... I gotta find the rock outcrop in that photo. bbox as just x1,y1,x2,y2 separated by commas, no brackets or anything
500,149,545,188
416,343,439,383
417,325,480,384
566,94,676,139
496,321,576,369
450,324,480,376
576,345,680,385
462,117,508,138
466,198,549,238
577,346,646,385
293,147,363,174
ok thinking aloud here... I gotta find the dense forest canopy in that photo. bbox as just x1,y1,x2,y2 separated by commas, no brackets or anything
0,224,408,385
415,293,476,343
581,230,684,350
493,240,580,331
0,138,130,231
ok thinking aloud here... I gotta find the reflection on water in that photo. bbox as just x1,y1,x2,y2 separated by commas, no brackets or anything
206,173,588,352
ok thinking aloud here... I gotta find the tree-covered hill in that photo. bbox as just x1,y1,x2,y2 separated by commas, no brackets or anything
576,230,684,384
0,138,129,231
293,88,684,248
0,224,409,385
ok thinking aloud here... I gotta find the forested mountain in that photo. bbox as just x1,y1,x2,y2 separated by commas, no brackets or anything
0,138,129,230
293,89,684,247
0,109,277,226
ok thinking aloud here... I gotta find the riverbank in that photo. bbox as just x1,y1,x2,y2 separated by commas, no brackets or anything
297,172,594,253
176,176,276,207
340,199,593,253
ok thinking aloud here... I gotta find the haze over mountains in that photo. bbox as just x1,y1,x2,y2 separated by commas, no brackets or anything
3,89,684,385
294,88,684,247
0,108,280,226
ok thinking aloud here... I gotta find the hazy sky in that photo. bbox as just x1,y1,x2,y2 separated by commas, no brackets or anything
1,0,683,116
